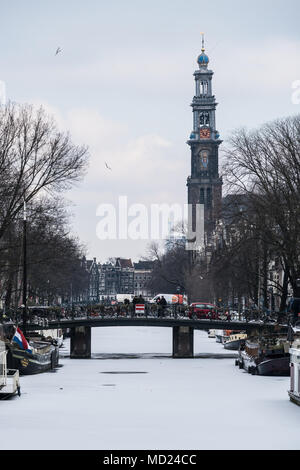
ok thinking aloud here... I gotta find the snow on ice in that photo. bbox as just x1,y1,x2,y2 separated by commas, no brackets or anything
0,327,300,450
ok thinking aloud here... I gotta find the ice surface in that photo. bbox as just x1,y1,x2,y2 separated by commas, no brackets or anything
0,327,299,450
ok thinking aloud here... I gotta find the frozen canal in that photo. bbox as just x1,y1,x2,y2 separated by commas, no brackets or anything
1,327,300,450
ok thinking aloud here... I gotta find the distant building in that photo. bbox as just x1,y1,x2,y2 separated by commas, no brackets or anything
86,257,100,303
133,261,154,300
99,258,135,299
116,258,135,295
99,262,116,298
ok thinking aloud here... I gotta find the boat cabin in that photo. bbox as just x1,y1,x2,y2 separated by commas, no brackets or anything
0,324,20,398
0,325,6,389
289,338,300,406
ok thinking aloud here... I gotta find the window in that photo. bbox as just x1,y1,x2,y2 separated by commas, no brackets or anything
200,81,208,95
200,188,205,204
199,112,210,127
207,188,211,207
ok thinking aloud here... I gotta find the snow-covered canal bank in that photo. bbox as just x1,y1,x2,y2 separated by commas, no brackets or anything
1,328,300,450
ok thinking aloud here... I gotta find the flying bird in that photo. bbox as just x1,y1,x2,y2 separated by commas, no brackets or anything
55,47,62,56
105,162,112,170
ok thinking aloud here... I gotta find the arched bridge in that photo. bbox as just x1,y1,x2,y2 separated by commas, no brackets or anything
27,315,288,359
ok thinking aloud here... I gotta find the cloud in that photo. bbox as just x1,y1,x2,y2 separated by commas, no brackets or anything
31,102,187,260
37,104,184,198
24,36,300,103
216,37,300,93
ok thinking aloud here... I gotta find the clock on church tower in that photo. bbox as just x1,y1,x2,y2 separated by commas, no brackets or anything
199,127,211,139
187,34,223,236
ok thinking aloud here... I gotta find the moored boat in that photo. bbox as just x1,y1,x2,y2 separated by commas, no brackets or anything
4,324,59,376
218,330,233,344
6,341,59,375
235,332,290,376
224,332,247,351
0,324,20,398
289,337,300,405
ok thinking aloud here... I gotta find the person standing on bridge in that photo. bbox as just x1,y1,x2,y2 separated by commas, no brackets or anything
158,296,167,318
155,297,161,317
132,296,139,317
124,298,130,317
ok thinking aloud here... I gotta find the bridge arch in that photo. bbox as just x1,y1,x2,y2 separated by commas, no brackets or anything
70,324,195,359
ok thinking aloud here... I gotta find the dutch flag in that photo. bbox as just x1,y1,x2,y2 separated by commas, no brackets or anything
12,327,33,354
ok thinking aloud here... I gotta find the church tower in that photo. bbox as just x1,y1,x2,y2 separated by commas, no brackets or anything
187,35,222,237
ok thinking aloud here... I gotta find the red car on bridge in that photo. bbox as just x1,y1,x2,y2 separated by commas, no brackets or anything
188,302,218,320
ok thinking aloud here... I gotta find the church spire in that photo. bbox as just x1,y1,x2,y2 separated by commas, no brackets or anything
197,32,209,68
201,32,205,52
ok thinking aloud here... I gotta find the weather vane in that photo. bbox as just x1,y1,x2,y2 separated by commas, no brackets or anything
200,32,205,51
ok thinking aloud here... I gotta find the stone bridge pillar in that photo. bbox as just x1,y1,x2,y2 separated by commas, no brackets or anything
70,326,91,359
172,326,194,358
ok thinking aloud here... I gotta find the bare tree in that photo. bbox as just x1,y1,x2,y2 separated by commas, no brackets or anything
223,114,300,299
0,197,89,308
0,102,88,241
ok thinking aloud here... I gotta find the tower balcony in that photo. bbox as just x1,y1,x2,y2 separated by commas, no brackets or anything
192,95,216,105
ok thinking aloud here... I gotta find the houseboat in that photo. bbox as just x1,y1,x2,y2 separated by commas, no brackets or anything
215,330,233,344
4,324,59,376
224,332,247,351
0,324,20,398
236,332,290,376
288,335,300,406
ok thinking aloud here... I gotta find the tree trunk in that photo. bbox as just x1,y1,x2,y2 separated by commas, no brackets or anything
279,270,289,312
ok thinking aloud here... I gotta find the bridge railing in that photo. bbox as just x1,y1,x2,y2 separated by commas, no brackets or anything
0,304,290,326
60,303,189,320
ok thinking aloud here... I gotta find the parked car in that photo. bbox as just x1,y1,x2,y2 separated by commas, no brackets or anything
188,303,218,320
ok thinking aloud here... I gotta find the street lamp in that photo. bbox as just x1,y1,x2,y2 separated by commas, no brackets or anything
22,199,27,335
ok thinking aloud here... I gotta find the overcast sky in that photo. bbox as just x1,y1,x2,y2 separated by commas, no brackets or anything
1,0,300,262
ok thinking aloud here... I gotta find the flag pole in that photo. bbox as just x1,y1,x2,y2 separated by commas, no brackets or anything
22,199,27,336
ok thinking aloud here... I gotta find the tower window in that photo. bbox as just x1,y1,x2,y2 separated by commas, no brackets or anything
200,188,205,204
207,188,211,207
200,81,208,95
199,112,210,127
